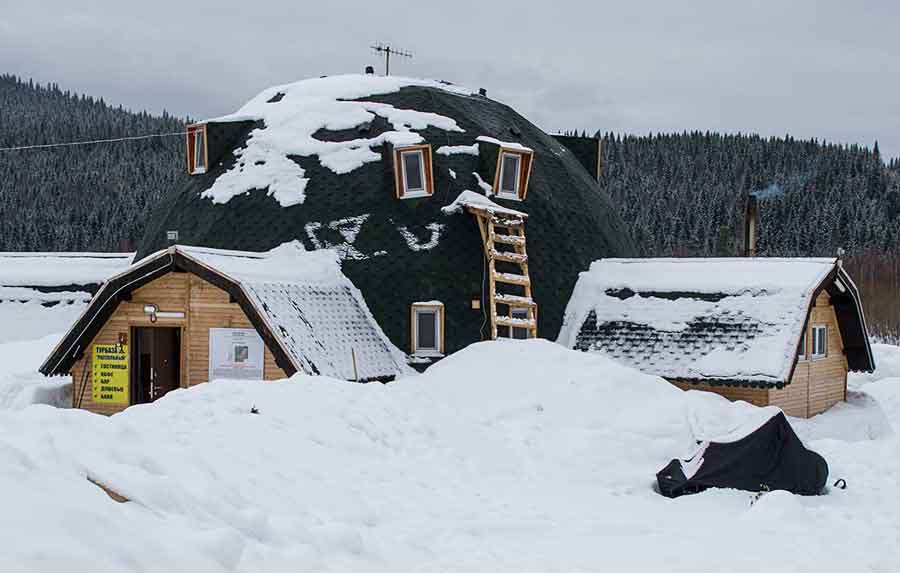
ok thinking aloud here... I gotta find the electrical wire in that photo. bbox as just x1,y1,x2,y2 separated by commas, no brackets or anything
0,131,189,152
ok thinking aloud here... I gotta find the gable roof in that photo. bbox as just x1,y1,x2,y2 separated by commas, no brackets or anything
40,243,411,382
558,257,874,387
0,252,133,303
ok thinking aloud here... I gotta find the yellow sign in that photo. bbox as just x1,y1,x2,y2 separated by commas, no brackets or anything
92,343,129,404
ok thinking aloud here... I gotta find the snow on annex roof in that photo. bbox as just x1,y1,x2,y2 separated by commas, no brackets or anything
558,257,841,386
199,74,475,208
0,252,133,303
42,243,411,381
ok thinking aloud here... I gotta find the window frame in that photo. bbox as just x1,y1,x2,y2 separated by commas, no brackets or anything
811,325,827,360
797,329,807,362
410,302,444,357
394,144,434,199
497,152,522,199
492,148,534,201
186,123,208,175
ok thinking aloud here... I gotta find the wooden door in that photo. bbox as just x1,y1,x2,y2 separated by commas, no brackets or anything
133,327,181,404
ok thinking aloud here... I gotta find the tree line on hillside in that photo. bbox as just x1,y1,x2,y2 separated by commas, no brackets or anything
596,131,900,342
0,74,186,251
1,74,898,340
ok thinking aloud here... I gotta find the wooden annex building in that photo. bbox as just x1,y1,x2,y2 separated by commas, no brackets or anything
39,243,408,415
558,257,875,418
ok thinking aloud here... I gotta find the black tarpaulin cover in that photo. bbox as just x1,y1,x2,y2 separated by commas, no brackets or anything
656,412,828,497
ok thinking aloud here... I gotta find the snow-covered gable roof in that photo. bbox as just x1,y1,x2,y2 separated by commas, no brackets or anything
41,243,411,381
558,257,864,386
0,252,133,303
199,74,474,208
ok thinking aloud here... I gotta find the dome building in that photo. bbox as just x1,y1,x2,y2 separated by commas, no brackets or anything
138,73,636,364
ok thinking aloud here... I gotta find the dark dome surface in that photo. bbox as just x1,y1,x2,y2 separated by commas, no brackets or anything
138,75,636,353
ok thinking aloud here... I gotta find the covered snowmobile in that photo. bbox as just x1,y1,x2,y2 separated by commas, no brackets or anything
657,412,829,497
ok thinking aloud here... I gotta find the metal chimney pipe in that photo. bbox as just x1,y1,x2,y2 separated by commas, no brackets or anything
744,195,758,257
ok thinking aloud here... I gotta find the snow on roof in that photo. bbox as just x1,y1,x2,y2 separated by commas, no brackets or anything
441,190,527,218
200,74,474,208
171,242,410,380
558,258,838,385
475,135,533,153
0,252,133,288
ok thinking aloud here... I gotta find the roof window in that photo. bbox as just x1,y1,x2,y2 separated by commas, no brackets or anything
186,124,208,175
393,144,434,199
493,149,533,201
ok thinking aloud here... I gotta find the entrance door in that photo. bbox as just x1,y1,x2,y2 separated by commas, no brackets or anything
133,327,181,405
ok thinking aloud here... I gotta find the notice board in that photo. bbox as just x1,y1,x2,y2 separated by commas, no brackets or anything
92,343,129,404
208,328,265,380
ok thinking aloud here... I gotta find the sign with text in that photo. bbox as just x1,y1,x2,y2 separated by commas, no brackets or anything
209,328,265,380
92,343,129,404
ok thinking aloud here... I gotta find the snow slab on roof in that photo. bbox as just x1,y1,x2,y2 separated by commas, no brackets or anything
175,242,411,380
0,252,133,287
441,190,527,218
558,257,837,384
475,135,533,153
200,74,474,208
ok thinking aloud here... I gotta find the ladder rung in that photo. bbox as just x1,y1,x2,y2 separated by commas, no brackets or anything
493,272,530,286
494,234,525,246
495,294,536,307
495,316,536,329
492,217,524,228
490,250,528,264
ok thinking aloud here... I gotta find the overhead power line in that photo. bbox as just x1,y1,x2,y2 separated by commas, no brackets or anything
0,131,189,153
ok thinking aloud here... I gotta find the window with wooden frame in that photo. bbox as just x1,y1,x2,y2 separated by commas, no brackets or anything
811,325,827,359
393,144,434,199
797,329,808,361
186,124,208,175
411,302,444,356
493,149,533,201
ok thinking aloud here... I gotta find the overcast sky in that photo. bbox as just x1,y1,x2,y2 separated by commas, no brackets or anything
2,0,898,159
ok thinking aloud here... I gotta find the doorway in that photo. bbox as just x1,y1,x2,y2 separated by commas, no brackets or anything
132,327,181,405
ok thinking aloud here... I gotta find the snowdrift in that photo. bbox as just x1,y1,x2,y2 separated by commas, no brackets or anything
0,339,899,572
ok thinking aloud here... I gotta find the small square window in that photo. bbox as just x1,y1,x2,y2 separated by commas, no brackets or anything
811,325,827,359
412,303,444,356
498,153,521,198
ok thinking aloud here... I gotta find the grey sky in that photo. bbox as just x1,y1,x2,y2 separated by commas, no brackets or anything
2,0,898,159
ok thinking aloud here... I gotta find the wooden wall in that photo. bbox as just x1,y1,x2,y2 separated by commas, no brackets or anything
670,380,769,407
70,272,289,415
671,291,849,419
770,291,848,417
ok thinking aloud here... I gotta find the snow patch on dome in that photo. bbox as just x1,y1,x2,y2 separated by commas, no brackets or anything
200,75,473,208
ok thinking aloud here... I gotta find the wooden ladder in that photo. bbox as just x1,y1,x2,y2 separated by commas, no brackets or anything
468,206,538,340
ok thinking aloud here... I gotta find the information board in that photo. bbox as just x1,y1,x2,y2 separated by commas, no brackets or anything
208,328,265,380
92,343,129,404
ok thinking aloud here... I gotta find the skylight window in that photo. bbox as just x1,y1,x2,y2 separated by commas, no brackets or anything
492,148,533,201
186,124,208,175
394,145,434,199
498,153,521,198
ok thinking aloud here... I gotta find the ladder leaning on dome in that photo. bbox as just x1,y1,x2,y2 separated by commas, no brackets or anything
465,204,538,340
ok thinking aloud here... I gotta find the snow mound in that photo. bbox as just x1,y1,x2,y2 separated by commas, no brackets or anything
1,339,899,571
850,343,900,387
200,74,472,207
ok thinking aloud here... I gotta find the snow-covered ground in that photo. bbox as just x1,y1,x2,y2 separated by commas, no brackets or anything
0,316,899,571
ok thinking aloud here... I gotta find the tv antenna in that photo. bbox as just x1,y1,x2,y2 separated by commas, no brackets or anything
371,42,413,76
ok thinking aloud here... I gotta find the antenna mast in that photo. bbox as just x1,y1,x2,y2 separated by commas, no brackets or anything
371,42,413,76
